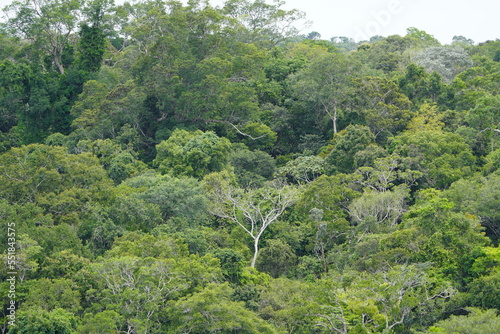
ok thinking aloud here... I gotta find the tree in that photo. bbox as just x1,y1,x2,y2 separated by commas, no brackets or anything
8,307,77,334
405,27,440,47
0,144,113,224
0,233,42,282
256,239,297,278
121,172,209,223
465,94,500,154
324,124,375,175
426,308,500,334
213,248,246,283
348,186,409,234
402,190,490,280
353,35,408,73
0,58,31,138
406,102,444,132
354,154,422,192
399,63,448,106
257,277,322,333
304,218,350,273
339,265,454,333
306,31,321,40
206,176,298,267
238,122,277,151
277,155,325,184
22,278,81,313
452,56,500,109
166,283,278,333
154,129,232,179
289,52,361,134
4,0,82,74
413,46,472,83
444,173,500,238
223,0,306,46
388,129,476,189
74,138,149,184
295,174,359,222
71,80,148,142
229,147,276,188
331,36,358,51
75,23,106,74
355,76,412,141
452,35,474,45
495,50,500,62
88,233,223,332
77,310,123,334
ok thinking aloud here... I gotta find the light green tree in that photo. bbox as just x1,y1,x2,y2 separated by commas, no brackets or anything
425,308,500,334
8,307,77,334
154,129,232,179
389,129,476,189
277,155,325,184
348,186,409,235
166,283,278,333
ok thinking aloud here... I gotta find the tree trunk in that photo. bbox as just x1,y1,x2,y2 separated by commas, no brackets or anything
54,54,65,74
52,45,65,74
332,104,338,134
250,236,260,268
324,103,338,134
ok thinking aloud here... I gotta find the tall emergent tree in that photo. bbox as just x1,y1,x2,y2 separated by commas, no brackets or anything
289,52,361,134
4,0,83,74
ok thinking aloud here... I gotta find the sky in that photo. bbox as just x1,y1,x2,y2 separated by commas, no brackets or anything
200,0,500,44
275,0,500,44
1,0,499,44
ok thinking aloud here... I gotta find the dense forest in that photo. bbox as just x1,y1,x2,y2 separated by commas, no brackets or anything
1,0,500,333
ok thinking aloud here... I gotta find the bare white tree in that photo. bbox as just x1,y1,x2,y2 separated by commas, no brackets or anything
208,179,298,267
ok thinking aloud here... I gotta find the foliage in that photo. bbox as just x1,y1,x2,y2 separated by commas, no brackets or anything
443,173,500,238
277,155,325,184
349,185,409,234
324,124,375,174
388,129,476,189
229,147,276,188
207,176,298,267
425,308,500,333
288,52,362,134
8,307,77,334
121,171,209,224
154,129,232,179
0,144,113,223
295,174,359,221
413,46,472,83
0,1,499,332
4,0,82,74
166,283,278,333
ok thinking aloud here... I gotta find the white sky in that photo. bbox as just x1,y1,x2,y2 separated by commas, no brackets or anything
204,0,500,44
277,0,500,44
1,0,499,44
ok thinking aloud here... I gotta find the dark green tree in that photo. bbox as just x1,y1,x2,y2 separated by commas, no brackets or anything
324,124,375,174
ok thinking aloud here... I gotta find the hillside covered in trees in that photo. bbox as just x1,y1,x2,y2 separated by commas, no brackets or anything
1,0,500,333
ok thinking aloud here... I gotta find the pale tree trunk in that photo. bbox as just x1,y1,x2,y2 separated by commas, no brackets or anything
51,45,65,74
209,181,298,269
250,236,260,268
332,104,338,134
54,55,65,74
323,102,338,134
